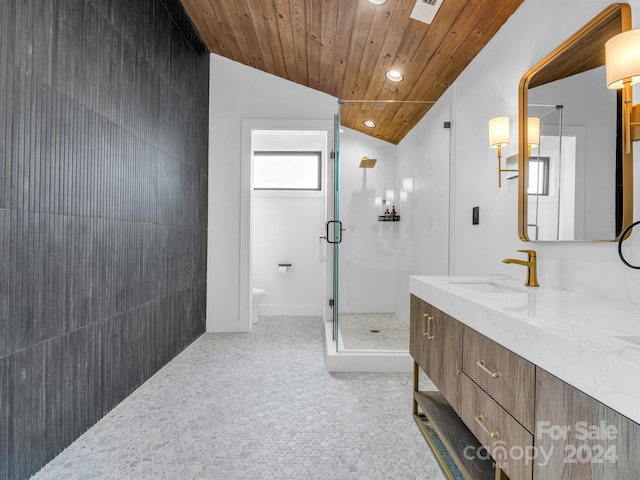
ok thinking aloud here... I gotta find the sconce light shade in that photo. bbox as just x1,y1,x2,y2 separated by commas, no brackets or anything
488,116,510,148
402,177,414,192
605,29,640,89
489,116,516,187
400,190,408,203
605,29,640,153
385,189,395,202
374,196,383,206
527,116,541,147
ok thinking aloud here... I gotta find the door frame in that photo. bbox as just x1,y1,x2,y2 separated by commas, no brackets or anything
240,119,334,331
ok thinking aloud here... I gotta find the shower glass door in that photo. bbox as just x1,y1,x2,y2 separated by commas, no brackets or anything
330,102,418,353
330,113,341,348
330,98,451,352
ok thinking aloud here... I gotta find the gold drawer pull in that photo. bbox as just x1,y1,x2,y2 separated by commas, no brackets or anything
474,415,500,439
476,360,502,379
423,314,434,340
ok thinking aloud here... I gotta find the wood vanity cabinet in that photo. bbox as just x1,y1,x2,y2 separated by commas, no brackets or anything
409,295,462,412
410,295,640,480
534,368,640,480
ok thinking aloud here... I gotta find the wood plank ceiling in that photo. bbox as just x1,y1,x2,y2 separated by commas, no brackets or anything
180,0,524,144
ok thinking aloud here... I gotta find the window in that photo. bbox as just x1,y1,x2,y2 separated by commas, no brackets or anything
253,151,322,190
528,157,550,196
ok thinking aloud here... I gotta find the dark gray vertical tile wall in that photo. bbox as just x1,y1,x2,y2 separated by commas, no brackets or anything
0,0,209,478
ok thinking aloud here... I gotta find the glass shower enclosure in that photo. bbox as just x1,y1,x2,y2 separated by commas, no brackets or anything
327,104,411,353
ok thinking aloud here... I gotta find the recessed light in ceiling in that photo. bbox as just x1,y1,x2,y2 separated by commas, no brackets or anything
386,70,404,82
368,0,388,4
363,120,376,128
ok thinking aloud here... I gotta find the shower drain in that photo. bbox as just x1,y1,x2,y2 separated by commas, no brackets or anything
369,329,381,333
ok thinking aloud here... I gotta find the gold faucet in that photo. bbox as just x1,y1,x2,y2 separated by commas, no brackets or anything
503,249,539,287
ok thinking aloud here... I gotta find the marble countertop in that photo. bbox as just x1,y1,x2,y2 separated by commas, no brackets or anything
410,275,640,424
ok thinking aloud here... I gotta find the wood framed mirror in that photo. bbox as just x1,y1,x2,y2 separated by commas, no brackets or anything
518,3,633,241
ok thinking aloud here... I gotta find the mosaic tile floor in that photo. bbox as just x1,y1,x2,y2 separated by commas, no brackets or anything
33,315,444,480
338,313,410,351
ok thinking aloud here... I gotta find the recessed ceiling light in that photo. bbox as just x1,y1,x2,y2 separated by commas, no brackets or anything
363,120,376,128
386,70,404,82
368,0,388,4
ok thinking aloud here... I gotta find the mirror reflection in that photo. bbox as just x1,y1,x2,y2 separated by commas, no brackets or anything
518,4,632,242
527,66,618,241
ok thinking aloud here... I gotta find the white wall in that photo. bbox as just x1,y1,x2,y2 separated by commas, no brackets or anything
394,90,454,322
208,55,336,332
253,195,325,315
397,0,640,303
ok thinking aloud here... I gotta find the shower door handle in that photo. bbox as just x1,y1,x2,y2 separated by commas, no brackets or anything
325,220,343,244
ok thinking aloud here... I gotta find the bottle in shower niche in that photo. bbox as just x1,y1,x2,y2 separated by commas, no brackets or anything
391,206,397,220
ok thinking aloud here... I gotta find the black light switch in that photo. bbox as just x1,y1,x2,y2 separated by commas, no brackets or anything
472,206,479,225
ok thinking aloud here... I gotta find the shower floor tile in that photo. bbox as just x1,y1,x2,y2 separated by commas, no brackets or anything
33,315,444,480
339,312,410,351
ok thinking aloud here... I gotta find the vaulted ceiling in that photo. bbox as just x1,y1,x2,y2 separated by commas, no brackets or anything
180,0,524,144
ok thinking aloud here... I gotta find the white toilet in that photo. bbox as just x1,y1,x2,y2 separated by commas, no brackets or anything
252,288,266,324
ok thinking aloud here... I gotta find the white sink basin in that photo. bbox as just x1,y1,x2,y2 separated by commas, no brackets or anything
449,281,524,294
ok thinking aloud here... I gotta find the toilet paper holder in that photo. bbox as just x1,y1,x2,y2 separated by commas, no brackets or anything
278,263,292,273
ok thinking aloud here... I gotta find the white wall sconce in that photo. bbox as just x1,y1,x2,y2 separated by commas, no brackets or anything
402,177,414,192
374,196,383,206
605,29,640,153
385,189,395,203
527,116,541,158
400,190,408,203
488,116,516,187
489,116,540,187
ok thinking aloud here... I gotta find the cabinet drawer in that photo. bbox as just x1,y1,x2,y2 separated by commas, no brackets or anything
463,326,535,432
460,374,534,480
